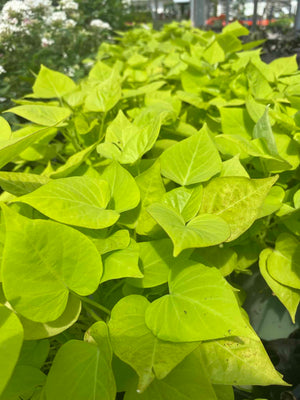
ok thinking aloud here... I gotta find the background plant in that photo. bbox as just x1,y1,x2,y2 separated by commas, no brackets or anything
0,0,125,112
0,21,299,400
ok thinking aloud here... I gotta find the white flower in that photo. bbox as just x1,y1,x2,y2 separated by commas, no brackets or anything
47,10,67,24
90,19,111,30
59,0,78,11
0,97,6,102
0,66,6,74
2,1,30,16
64,65,77,76
65,18,76,28
24,0,52,9
0,21,22,35
41,37,54,47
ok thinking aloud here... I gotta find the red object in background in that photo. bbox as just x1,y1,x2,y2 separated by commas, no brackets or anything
206,13,226,26
205,15,276,27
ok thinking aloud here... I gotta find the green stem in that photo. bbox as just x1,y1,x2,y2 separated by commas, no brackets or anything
82,304,101,321
99,112,107,142
75,294,111,316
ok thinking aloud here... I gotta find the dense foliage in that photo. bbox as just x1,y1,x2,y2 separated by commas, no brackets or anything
0,21,299,400
0,0,121,112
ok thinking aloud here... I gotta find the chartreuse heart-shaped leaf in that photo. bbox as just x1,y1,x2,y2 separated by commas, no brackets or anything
101,239,143,283
13,176,120,229
253,107,278,156
0,305,24,396
124,348,218,400
32,65,76,98
84,67,122,112
135,160,166,236
147,202,230,256
266,233,300,289
86,228,130,255
0,171,50,196
200,335,286,385
6,105,71,127
1,205,102,322
97,109,161,164
259,248,300,323
20,294,81,340
0,125,54,170
0,365,46,400
200,176,278,241
0,283,81,340
191,246,237,277
160,126,222,185
145,262,256,342
128,238,174,288
46,322,116,400
108,295,198,392
100,161,140,213
162,184,203,222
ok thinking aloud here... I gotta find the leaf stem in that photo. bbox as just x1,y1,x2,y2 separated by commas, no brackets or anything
82,303,102,321
75,294,111,316
99,112,107,141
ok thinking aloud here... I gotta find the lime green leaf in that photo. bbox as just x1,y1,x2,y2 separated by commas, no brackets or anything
222,21,249,36
87,229,130,255
294,189,300,208
259,248,300,323
123,81,165,98
162,185,203,222
101,239,142,283
220,156,249,177
6,105,71,127
214,385,234,400
1,206,102,322
220,108,254,139
128,239,173,288
148,203,230,256
0,305,24,396
18,340,49,369
257,186,285,218
108,295,198,392
0,365,46,400
267,233,300,289
0,171,50,196
203,40,225,64
14,176,120,229
0,125,54,169
20,294,82,340
191,246,237,277
160,127,222,186
124,349,219,400
33,65,76,98
145,262,256,342
46,328,115,400
246,63,272,99
0,117,11,141
97,110,161,164
84,69,121,112
88,61,112,82
217,33,242,53
200,176,278,241
253,107,278,156
49,144,96,179
136,161,165,236
100,161,140,212
200,335,286,385
269,55,298,79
